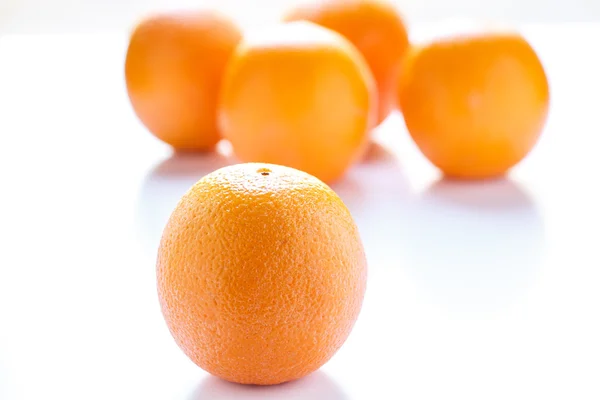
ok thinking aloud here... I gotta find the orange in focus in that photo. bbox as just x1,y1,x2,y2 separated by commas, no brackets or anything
157,163,367,385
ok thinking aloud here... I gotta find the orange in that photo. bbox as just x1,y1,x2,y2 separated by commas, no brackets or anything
218,22,376,183
284,0,409,124
397,32,549,179
157,163,367,385
125,11,241,151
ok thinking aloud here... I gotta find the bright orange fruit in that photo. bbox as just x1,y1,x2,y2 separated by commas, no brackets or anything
218,22,376,183
284,0,409,124
125,11,241,151
397,32,549,179
157,163,367,385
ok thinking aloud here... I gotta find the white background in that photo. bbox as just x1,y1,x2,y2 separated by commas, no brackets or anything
2,0,600,33
1,1,600,399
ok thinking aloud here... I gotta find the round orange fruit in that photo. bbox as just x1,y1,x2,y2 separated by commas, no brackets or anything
218,22,376,183
397,32,550,179
125,11,241,151
284,0,409,124
157,163,368,385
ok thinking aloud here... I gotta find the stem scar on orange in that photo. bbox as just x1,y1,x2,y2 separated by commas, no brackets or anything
157,163,368,385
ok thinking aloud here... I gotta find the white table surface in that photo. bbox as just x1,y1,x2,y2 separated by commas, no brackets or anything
1,17,599,400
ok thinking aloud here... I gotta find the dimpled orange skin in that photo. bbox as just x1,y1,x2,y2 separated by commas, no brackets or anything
125,11,241,151
398,33,550,179
284,0,409,124
219,22,376,184
157,163,368,385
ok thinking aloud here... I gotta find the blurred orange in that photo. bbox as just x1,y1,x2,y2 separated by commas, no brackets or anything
219,22,376,183
397,32,549,179
125,11,241,151
284,0,409,124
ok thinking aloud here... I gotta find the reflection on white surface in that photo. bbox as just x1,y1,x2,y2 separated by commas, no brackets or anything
136,151,233,251
399,179,545,313
190,371,347,400
332,142,413,266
